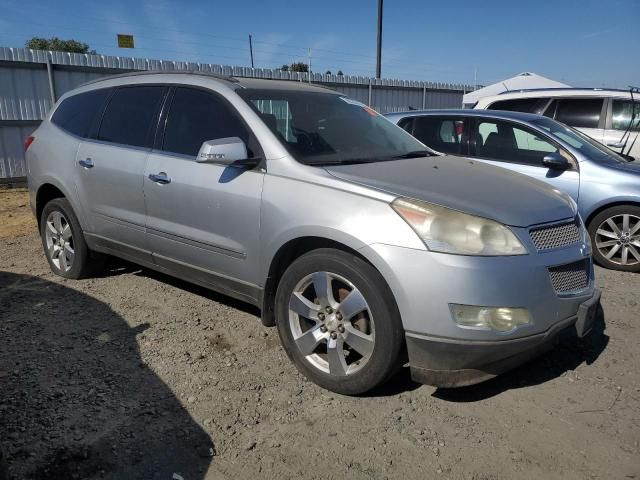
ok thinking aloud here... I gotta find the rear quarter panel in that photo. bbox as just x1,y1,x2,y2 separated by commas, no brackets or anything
26,121,86,228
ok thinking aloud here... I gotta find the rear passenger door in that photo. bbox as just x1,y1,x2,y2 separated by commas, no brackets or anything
544,97,605,145
401,116,469,156
469,118,580,202
144,86,265,301
75,85,167,260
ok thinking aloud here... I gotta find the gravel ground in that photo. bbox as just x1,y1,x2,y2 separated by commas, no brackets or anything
1,188,639,480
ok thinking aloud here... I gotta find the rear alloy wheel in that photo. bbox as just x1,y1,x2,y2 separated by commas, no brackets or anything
44,210,75,273
589,205,640,272
275,249,404,395
40,198,98,279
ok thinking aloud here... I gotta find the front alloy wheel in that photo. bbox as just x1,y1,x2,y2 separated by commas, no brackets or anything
590,205,640,272
275,248,404,395
288,271,375,377
595,214,640,267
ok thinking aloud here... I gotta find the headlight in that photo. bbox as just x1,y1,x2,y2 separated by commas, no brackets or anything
392,198,527,256
450,305,532,333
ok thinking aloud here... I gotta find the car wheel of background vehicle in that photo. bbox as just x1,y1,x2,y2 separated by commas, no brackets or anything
275,248,404,395
40,198,97,279
588,205,640,272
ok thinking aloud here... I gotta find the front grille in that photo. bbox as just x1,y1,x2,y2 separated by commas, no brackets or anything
530,219,580,250
548,260,590,294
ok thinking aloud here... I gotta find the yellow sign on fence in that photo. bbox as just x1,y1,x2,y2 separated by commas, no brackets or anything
117,34,134,49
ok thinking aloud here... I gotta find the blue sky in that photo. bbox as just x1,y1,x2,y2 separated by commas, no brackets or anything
0,0,638,88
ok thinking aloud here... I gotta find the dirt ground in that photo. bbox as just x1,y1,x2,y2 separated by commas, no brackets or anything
1,188,639,480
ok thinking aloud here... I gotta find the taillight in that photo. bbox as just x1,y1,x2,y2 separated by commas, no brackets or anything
24,136,35,152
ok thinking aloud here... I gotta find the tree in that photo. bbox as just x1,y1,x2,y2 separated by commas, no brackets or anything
337,70,344,76
325,70,332,75
280,64,289,71
289,62,308,73
26,37,96,54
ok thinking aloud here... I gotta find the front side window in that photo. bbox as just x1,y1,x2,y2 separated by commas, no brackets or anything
531,116,628,164
411,116,465,155
51,88,111,138
554,98,603,129
474,119,560,166
97,86,166,148
162,87,252,157
237,89,428,165
611,100,640,131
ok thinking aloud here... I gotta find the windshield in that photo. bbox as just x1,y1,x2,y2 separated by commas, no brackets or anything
237,89,431,165
531,117,629,164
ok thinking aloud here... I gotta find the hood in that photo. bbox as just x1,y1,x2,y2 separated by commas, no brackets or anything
599,159,640,174
325,156,575,227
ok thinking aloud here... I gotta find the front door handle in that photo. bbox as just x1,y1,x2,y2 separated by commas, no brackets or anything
607,142,625,149
149,172,171,184
78,158,94,169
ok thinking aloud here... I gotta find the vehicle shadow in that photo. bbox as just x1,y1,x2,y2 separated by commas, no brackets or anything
0,271,214,480
433,306,609,402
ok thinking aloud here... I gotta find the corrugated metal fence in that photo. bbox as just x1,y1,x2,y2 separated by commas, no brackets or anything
0,46,471,179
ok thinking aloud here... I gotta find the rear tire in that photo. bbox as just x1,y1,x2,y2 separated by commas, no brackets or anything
588,205,640,272
275,248,404,395
40,198,99,279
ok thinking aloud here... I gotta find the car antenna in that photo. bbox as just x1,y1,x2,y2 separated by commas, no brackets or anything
620,86,640,158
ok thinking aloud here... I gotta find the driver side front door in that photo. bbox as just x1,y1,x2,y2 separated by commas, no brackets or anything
144,86,265,304
469,118,580,204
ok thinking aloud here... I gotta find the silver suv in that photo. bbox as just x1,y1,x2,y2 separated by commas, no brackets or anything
26,72,600,394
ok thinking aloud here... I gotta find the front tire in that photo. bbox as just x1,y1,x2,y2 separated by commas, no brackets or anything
588,205,640,272
40,198,97,279
275,248,404,395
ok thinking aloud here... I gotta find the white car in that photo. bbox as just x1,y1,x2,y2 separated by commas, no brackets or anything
473,88,640,160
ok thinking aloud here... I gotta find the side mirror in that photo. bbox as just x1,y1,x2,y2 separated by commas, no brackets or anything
542,152,570,170
197,137,248,165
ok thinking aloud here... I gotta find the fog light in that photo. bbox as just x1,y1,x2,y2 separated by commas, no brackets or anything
450,305,531,333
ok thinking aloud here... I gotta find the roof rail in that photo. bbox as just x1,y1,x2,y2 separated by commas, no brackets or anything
497,87,631,95
80,70,238,87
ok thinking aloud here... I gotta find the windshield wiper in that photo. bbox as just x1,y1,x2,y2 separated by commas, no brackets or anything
308,158,381,166
391,150,435,159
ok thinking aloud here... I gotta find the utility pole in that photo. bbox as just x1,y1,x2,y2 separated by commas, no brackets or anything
376,0,383,79
249,34,254,68
308,48,312,84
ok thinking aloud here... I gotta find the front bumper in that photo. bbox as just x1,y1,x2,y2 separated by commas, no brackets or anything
407,289,600,387
360,235,597,388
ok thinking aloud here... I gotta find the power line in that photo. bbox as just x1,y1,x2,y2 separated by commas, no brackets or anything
4,21,386,69
0,2,382,63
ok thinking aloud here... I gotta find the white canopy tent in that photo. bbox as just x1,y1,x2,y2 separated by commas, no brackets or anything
463,72,570,106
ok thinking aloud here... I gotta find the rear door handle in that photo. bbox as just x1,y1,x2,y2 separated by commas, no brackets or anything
78,158,94,169
607,142,624,149
148,172,171,184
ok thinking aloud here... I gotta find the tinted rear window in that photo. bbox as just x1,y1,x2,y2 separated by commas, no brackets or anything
97,86,166,148
554,98,603,129
51,89,111,137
